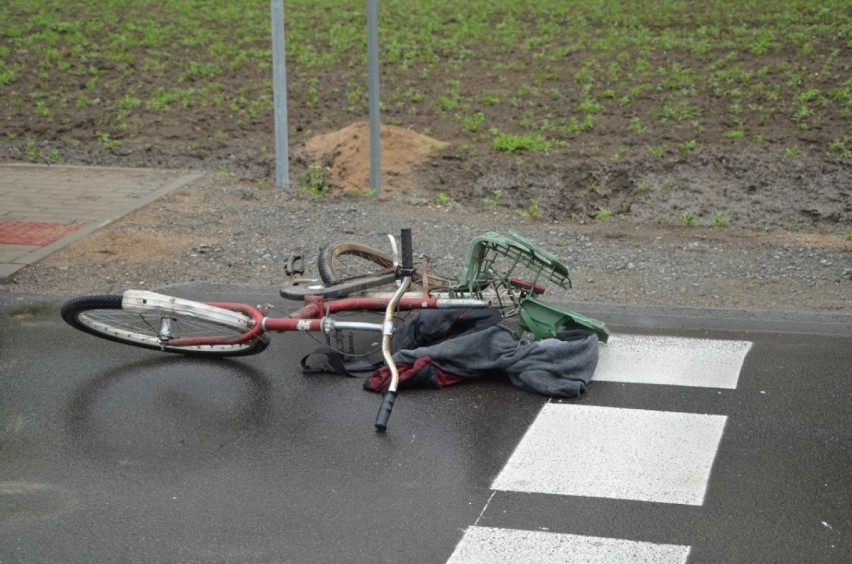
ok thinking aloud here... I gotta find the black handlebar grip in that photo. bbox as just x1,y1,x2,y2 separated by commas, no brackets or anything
374,390,398,431
399,228,414,276
400,228,413,275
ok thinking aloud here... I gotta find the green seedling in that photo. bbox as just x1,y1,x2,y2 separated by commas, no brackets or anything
829,137,851,159
516,199,541,219
0,63,18,86
678,140,700,154
307,86,319,108
46,148,63,162
490,129,564,153
712,211,731,227
578,98,604,114
300,164,330,195
434,192,454,206
34,100,50,117
25,138,40,160
565,115,597,134
482,189,502,209
628,117,648,135
96,131,122,150
632,182,650,195
678,213,698,227
648,145,667,158
463,111,485,132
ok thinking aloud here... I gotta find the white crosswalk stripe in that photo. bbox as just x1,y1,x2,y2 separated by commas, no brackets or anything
449,334,753,563
595,334,752,388
491,404,728,505
447,527,690,564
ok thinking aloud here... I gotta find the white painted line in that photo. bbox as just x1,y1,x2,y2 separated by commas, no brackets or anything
492,404,727,506
595,334,752,389
447,527,690,564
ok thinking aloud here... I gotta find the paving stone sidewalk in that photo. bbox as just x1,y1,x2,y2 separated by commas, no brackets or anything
0,164,203,282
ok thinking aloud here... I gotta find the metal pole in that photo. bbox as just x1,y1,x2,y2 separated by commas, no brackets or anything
366,0,381,196
271,0,289,188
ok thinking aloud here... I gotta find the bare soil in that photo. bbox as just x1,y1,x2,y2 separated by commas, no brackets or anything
2,11,850,237
303,122,447,195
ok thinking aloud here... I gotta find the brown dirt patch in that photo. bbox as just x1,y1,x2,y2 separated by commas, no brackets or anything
46,232,200,263
302,122,448,195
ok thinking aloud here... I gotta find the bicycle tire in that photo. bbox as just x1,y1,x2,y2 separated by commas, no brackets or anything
61,295,270,357
317,240,453,288
317,241,394,286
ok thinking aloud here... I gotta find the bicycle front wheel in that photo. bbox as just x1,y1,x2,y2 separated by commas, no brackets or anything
61,295,270,357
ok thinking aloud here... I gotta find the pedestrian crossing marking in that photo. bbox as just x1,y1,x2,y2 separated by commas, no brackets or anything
492,404,728,506
595,334,752,389
449,334,754,563
447,527,690,564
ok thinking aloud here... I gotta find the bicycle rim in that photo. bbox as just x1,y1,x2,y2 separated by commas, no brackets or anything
317,240,454,289
317,241,394,285
61,295,270,357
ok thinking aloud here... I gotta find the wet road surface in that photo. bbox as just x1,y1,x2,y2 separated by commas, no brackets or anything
1,289,850,563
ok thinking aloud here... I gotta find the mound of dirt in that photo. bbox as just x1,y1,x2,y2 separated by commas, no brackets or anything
302,122,448,195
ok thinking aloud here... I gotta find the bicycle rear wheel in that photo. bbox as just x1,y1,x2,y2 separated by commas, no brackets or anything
317,240,453,289
61,295,270,357
317,241,394,285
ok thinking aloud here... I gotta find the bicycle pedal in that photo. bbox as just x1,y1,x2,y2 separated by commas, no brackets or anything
285,252,305,279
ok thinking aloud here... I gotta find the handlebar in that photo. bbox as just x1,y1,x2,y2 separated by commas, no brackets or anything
374,228,413,431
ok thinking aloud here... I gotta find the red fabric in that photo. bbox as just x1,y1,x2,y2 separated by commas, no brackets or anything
365,356,470,392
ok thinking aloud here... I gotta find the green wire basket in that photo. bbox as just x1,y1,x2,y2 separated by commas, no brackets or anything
456,231,608,342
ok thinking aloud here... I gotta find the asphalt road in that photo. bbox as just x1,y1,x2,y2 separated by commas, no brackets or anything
1,288,850,563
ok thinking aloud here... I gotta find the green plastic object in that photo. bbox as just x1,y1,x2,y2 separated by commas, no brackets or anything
517,297,609,343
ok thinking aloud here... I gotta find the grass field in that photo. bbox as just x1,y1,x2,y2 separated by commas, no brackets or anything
2,0,849,163
1,0,851,245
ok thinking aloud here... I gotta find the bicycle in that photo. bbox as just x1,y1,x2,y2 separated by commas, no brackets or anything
61,228,608,430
